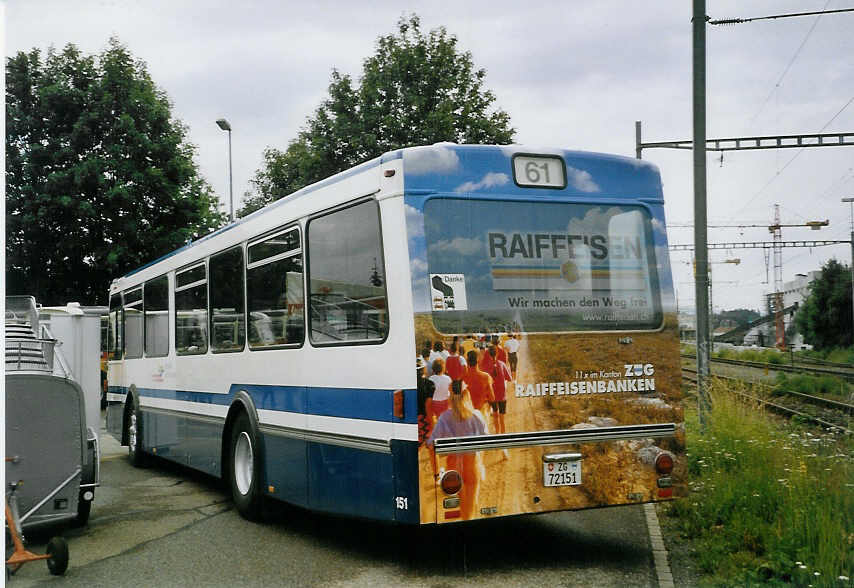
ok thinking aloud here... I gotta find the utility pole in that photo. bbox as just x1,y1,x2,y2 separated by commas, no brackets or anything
771,205,784,349
635,4,854,428
692,0,711,428
843,197,854,341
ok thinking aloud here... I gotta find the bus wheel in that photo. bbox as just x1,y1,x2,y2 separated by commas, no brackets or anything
229,412,263,520
127,398,147,467
72,491,91,527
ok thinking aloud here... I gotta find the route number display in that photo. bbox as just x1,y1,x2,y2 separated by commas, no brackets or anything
513,155,566,189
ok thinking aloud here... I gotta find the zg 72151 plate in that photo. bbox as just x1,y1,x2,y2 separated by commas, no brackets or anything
543,453,582,487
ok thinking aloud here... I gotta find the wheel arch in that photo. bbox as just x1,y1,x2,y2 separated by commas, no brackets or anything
221,390,263,483
121,384,139,446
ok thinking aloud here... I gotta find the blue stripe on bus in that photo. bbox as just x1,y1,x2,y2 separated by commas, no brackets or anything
119,384,418,424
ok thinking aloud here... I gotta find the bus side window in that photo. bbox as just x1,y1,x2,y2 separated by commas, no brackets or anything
144,275,169,357
247,227,304,348
210,246,246,352
108,293,123,361
175,263,208,355
307,200,389,344
124,287,143,359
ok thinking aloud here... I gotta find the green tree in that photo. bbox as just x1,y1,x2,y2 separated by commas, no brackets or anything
793,259,853,349
241,14,514,215
6,39,224,305
714,308,760,329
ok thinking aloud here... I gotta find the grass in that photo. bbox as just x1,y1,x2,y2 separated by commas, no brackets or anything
682,343,854,367
714,346,786,364
796,346,854,366
773,373,852,399
664,379,853,586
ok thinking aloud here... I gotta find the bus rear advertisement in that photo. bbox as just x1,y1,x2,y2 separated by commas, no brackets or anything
105,144,682,525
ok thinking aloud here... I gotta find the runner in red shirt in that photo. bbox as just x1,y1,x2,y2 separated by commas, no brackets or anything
463,350,494,424
445,342,467,383
485,345,512,435
492,335,509,365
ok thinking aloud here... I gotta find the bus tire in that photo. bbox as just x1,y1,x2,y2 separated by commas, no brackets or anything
72,493,91,527
229,412,263,521
127,396,147,468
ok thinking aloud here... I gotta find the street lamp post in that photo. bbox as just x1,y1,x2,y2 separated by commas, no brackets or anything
707,257,740,352
842,197,854,341
216,118,234,222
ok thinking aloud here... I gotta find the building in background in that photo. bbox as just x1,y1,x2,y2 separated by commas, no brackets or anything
747,270,821,348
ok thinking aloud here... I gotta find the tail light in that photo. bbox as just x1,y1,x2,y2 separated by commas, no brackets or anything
655,452,674,475
440,470,462,495
393,390,404,419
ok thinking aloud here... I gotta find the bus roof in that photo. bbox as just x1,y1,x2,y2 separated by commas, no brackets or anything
118,144,662,282
396,143,662,201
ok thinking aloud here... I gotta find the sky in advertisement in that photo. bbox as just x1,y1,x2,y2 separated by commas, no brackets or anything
7,0,854,312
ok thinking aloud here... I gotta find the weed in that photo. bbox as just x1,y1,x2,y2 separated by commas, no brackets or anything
664,380,853,586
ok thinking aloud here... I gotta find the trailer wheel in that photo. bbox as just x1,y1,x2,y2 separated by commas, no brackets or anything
46,537,69,576
229,412,263,520
127,397,147,467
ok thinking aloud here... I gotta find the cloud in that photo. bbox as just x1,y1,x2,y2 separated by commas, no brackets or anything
566,166,600,193
403,145,460,175
428,237,483,257
454,172,510,193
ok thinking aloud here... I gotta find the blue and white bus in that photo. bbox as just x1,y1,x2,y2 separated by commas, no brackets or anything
106,144,683,524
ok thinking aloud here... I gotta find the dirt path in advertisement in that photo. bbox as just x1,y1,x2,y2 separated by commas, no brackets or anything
473,336,567,517
418,340,544,522
417,336,583,522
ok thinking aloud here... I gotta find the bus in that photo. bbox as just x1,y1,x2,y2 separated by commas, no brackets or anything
105,144,683,524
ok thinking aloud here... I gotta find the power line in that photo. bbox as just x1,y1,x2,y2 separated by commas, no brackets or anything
709,7,854,26
669,240,849,251
668,221,814,229
815,167,854,202
747,0,831,125
731,94,854,218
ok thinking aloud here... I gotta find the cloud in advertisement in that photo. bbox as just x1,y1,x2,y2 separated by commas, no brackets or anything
454,172,510,193
410,256,428,276
567,166,600,193
403,145,460,175
428,237,483,257
405,204,425,239
566,206,623,235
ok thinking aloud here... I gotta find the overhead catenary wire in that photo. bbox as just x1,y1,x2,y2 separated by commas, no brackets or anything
731,94,854,219
746,0,832,126
709,7,854,25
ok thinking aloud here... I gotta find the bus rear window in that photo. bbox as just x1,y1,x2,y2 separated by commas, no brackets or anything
422,198,662,333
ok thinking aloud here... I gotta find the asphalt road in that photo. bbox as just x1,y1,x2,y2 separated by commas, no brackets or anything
9,420,659,587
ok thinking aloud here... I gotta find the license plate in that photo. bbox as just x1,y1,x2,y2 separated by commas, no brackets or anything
543,459,582,487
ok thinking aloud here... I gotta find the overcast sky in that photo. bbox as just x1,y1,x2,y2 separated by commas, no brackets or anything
7,0,854,312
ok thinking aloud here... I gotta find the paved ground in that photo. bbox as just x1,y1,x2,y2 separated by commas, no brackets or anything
8,418,662,587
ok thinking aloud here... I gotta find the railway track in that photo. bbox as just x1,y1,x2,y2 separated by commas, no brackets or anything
680,353,854,381
682,368,853,434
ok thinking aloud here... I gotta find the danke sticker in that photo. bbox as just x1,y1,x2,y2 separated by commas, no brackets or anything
430,274,468,311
